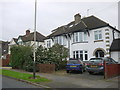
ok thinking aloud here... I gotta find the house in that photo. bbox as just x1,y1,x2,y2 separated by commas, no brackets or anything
0,41,9,59
9,30,46,54
45,13,120,61
8,38,18,54
110,38,120,63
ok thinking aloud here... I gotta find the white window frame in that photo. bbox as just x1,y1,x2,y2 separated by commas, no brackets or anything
73,32,88,43
47,40,51,48
54,36,66,45
94,30,102,41
73,50,88,61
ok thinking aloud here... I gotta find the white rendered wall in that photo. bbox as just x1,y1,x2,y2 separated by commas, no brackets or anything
70,26,115,61
111,52,119,62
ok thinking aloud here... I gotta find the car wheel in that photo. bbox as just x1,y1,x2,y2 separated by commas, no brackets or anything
89,72,93,74
66,70,69,73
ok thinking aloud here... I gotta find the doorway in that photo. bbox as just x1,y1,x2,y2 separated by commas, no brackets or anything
95,50,104,58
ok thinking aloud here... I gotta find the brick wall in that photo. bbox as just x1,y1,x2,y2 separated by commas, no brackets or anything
104,61,120,79
37,64,55,73
2,54,10,67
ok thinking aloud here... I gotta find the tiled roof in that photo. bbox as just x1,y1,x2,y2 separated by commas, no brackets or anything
47,15,119,38
110,38,120,51
18,31,46,42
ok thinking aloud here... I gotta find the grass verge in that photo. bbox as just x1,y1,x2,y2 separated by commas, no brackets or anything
0,69,51,83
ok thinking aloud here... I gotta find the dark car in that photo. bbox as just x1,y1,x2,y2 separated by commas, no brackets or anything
66,58,85,73
86,57,118,74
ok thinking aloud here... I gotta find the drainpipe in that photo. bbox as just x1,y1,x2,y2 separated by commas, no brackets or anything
67,34,71,59
112,29,115,40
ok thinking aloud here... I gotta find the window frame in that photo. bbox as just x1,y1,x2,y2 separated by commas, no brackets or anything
73,50,88,61
94,30,102,41
73,32,88,43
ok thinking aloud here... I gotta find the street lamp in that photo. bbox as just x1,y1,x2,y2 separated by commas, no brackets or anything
33,0,37,79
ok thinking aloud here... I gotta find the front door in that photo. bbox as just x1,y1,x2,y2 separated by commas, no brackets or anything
95,50,104,58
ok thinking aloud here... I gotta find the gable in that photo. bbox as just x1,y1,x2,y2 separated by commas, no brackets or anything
9,38,17,45
17,37,23,43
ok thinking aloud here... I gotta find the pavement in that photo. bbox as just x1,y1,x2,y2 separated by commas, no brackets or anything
1,67,120,88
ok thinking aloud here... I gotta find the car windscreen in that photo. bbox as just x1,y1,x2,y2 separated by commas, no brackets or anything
67,60,80,64
89,58,103,62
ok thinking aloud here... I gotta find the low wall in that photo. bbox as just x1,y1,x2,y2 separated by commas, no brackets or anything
104,61,120,79
2,54,10,67
37,64,55,73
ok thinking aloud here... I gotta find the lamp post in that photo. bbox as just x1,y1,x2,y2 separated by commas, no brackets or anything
33,0,37,79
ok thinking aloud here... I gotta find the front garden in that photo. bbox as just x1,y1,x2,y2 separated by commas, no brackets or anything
10,44,68,72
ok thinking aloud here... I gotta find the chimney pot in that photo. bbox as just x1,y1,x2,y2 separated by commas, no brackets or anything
26,30,30,35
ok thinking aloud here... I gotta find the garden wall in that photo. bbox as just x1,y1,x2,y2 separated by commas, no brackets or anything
2,54,10,67
104,61,120,79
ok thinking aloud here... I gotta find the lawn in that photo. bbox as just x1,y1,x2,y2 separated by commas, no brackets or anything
0,69,51,83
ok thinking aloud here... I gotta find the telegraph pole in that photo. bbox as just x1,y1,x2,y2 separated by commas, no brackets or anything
33,0,37,79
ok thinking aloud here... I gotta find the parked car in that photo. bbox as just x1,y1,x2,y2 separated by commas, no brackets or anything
66,58,85,73
86,57,118,74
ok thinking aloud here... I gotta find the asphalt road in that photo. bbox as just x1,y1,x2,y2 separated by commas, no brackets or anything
2,76,41,88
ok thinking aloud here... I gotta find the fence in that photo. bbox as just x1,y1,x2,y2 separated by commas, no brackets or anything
2,54,10,67
104,61,120,79
37,64,55,73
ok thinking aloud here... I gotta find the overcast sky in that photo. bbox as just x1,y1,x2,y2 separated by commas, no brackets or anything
0,0,119,41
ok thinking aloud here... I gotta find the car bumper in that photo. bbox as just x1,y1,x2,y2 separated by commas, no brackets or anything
66,68,82,71
86,67,104,73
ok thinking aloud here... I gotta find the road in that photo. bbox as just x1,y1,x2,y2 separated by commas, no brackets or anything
2,76,41,88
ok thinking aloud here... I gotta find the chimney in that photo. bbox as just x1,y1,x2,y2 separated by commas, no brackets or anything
26,30,30,36
74,13,81,24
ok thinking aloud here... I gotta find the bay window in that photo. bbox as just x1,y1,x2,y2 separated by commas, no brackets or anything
73,50,88,61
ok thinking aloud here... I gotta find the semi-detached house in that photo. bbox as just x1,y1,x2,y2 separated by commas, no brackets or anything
8,30,46,54
45,13,120,62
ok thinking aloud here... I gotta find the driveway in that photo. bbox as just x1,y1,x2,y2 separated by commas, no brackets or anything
38,71,119,88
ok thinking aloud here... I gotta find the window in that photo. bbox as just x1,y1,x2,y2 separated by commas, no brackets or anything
73,32,88,43
79,32,82,42
80,51,83,60
47,40,51,48
54,36,66,45
94,30,102,41
76,51,79,59
73,51,75,58
73,50,88,61
85,51,88,60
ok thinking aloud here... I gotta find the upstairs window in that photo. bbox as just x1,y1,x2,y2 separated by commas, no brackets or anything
47,40,51,48
94,30,102,41
54,36,66,45
73,32,88,43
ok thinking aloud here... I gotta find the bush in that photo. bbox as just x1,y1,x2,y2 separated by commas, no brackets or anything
10,46,33,70
36,44,68,71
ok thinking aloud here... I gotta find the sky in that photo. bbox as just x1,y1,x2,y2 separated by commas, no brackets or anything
0,0,119,41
